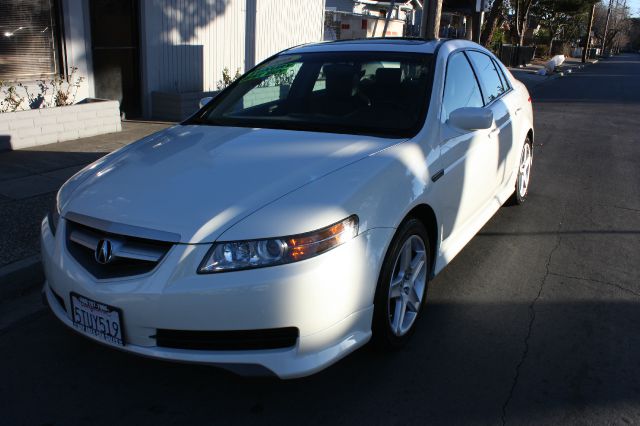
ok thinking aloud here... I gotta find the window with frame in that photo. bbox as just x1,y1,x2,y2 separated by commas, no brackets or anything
194,51,433,138
442,52,484,121
466,51,506,104
495,60,512,91
241,62,302,109
0,0,62,80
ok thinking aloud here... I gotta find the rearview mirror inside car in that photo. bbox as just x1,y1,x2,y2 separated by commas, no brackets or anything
199,97,214,109
448,107,494,131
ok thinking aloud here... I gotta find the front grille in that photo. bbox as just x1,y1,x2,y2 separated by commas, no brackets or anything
155,327,299,351
65,219,173,280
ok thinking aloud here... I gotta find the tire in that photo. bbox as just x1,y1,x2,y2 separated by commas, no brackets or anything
372,218,430,349
508,137,533,205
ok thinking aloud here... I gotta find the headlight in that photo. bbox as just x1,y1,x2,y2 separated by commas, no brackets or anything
198,215,359,273
48,193,61,235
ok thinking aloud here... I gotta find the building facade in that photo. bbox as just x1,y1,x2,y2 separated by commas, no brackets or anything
0,0,325,120
324,0,421,39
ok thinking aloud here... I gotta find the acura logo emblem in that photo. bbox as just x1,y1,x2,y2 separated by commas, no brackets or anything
95,239,114,264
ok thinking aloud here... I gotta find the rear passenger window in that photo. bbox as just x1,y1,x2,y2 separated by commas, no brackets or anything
467,51,506,103
494,60,510,90
442,52,484,121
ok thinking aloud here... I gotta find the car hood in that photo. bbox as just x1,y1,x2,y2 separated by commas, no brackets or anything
63,125,401,243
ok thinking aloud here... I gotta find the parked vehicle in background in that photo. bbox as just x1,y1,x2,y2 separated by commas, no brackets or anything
41,38,534,378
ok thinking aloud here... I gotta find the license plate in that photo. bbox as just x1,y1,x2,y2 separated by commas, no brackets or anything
70,293,124,346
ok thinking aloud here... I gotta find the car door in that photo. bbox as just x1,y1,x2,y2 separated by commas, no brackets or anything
466,50,515,191
432,51,498,241
494,60,523,182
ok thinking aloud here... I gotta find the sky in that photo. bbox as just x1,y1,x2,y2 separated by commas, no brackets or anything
627,0,640,16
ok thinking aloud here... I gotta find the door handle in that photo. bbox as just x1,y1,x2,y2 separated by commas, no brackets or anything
489,127,500,138
515,107,523,115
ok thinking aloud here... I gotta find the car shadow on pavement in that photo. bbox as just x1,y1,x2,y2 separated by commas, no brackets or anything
3,295,639,425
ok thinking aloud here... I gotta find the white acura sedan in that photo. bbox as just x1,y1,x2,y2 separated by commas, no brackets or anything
42,38,533,378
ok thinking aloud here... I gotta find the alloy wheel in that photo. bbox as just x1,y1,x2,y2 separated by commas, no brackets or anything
518,142,533,197
387,235,427,336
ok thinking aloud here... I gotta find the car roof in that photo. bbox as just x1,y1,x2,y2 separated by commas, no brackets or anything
285,38,482,55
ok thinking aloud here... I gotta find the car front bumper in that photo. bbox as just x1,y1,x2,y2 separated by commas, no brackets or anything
41,216,393,378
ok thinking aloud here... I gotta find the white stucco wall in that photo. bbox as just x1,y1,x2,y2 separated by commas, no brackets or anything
140,0,325,118
2,1,325,119
254,0,326,64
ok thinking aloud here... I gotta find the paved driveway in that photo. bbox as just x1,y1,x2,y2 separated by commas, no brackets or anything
1,55,639,425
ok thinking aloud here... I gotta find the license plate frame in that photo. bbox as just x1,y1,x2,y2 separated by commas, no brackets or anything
70,292,125,346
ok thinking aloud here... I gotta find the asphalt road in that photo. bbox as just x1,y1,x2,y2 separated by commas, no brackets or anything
2,54,639,426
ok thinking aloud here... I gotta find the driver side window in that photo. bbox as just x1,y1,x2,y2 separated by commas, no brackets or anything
442,52,484,122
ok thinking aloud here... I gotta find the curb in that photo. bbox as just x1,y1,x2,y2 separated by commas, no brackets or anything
0,255,43,303
512,57,601,92
510,71,562,91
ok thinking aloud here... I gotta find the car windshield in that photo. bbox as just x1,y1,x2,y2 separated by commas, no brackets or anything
190,51,433,138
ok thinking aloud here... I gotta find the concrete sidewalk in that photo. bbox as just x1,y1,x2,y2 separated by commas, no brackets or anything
0,121,171,300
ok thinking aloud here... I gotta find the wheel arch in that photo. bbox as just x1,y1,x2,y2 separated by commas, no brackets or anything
527,128,534,145
404,204,438,274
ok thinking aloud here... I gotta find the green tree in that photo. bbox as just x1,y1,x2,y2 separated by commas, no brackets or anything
481,0,506,47
513,0,537,45
533,0,594,55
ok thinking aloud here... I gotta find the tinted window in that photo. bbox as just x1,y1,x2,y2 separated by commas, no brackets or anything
467,51,506,103
190,52,433,138
442,52,484,121
240,62,302,108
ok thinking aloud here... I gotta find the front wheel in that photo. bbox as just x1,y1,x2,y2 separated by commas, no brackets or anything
372,218,430,348
509,138,533,205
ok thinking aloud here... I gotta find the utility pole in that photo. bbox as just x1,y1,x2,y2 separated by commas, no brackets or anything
465,16,473,40
420,0,443,40
602,0,613,55
382,0,397,38
582,2,596,63
472,11,484,43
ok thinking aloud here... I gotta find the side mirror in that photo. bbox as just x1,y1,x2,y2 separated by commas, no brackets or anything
448,107,493,131
199,96,214,109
